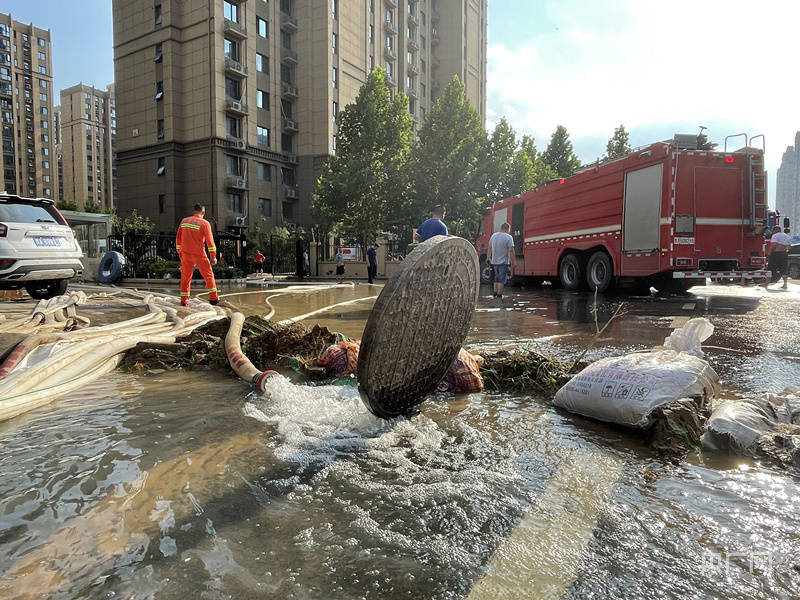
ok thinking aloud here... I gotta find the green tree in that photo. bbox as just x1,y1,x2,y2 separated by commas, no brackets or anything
114,209,154,235
508,135,557,194
483,118,518,204
605,124,632,159
408,76,487,239
313,68,413,251
542,125,581,178
56,199,78,212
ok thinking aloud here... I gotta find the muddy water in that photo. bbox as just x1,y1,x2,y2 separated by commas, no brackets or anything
2,283,800,599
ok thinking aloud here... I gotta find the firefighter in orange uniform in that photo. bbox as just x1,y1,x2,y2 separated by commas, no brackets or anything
175,204,219,306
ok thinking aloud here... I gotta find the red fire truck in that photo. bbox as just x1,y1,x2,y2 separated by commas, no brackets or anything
475,134,771,293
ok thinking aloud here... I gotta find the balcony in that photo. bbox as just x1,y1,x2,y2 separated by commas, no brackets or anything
285,153,299,164
281,81,299,98
225,98,248,115
226,136,248,152
223,19,248,39
384,46,396,61
282,117,298,132
281,47,298,64
280,13,298,32
384,20,397,35
408,36,419,51
224,57,248,77
226,176,248,190
285,185,298,199
408,61,419,75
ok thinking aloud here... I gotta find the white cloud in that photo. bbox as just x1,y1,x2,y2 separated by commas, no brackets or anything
487,0,800,203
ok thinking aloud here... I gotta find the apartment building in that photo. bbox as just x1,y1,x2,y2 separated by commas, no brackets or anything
59,83,116,209
112,0,487,234
0,14,58,201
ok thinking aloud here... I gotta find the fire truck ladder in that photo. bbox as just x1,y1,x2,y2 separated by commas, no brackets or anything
748,134,767,233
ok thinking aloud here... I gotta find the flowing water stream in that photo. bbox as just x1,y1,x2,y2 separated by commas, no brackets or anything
1,283,799,599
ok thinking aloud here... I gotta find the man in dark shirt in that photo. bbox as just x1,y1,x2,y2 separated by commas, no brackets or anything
414,206,448,242
367,243,378,284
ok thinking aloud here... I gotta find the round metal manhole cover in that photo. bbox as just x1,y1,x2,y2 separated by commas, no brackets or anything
357,235,479,418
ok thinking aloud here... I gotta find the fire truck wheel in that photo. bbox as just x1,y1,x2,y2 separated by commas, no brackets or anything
586,251,613,292
559,254,585,291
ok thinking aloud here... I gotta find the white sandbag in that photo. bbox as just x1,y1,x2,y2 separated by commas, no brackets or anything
702,388,800,452
553,350,720,428
662,317,714,356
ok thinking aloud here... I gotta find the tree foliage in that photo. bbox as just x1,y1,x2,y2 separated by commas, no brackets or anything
56,199,78,212
542,125,581,178
313,68,413,250
605,124,632,159
696,132,718,150
114,209,154,235
408,76,487,239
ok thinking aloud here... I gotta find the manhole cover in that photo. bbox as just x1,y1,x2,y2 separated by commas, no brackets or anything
357,235,479,418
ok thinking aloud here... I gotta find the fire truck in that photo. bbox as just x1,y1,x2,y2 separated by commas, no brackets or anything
475,134,771,293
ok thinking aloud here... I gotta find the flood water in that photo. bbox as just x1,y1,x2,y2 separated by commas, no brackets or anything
2,282,800,599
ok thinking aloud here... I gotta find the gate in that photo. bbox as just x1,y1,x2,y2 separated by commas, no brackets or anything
269,235,297,275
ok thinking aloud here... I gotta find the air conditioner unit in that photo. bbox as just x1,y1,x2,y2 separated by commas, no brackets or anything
234,215,246,227
234,139,247,150
229,100,242,112
285,222,296,231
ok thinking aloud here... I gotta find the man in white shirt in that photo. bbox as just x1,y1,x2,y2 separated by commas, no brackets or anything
487,222,516,298
764,225,792,290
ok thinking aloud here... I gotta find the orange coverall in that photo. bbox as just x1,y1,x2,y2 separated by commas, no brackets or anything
175,216,218,305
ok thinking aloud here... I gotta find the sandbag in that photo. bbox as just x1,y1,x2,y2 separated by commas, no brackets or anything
663,317,714,356
702,388,800,453
553,350,720,428
437,349,484,394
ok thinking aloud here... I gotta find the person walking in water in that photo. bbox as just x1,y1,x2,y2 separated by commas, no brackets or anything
175,204,219,306
487,222,516,298
764,225,792,290
253,249,265,275
414,206,448,242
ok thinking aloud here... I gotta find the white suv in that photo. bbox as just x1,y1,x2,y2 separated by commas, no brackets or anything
0,193,84,299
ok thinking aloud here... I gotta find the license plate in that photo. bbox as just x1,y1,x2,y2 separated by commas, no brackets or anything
33,237,62,247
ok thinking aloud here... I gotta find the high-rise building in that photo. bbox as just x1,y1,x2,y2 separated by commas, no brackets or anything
776,131,800,235
59,83,116,210
0,14,58,201
112,0,487,234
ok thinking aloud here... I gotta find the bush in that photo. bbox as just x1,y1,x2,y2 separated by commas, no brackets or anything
213,264,244,279
135,256,181,279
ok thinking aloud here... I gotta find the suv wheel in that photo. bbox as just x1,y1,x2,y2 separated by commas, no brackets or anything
25,278,69,300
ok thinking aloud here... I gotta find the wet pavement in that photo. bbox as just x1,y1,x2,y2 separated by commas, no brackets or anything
1,281,800,599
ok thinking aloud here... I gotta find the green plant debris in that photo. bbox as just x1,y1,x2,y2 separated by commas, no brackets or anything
480,347,577,393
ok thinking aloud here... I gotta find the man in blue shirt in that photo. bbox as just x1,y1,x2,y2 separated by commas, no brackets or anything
367,243,378,283
414,206,448,242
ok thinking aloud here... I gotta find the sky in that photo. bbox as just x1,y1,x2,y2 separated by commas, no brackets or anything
4,0,797,206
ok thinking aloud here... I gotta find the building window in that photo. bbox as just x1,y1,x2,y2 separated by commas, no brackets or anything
280,63,293,83
385,60,393,77
385,9,393,22
421,35,426,50
421,59,426,73
40,106,47,115
156,156,166,176
257,126,269,147
257,162,271,181
227,193,243,213
256,52,268,73
41,120,48,129
38,51,46,61
257,89,268,109
155,4,162,25
420,106,425,121
257,17,268,38
224,38,239,61
332,0,338,20
259,197,271,217
370,0,374,13
223,1,238,22
226,154,243,176
157,119,164,139
407,51,413,64
225,77,241,99
421,82,426,98
158,194,165,214
283,201,293,220
332,101,339,122
281,133,293,153
154,42,163,63
44,188,50,196
386,36,393,50
38,37,45,47
332,67,337,88
280,0,293,14
332,33,338,54
39,92,47,102
369,55,374,70
43,174,50,182
38,66,46,74
155,81,163,100
226,115,240,137
42,148,49,156
369,25,374,44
